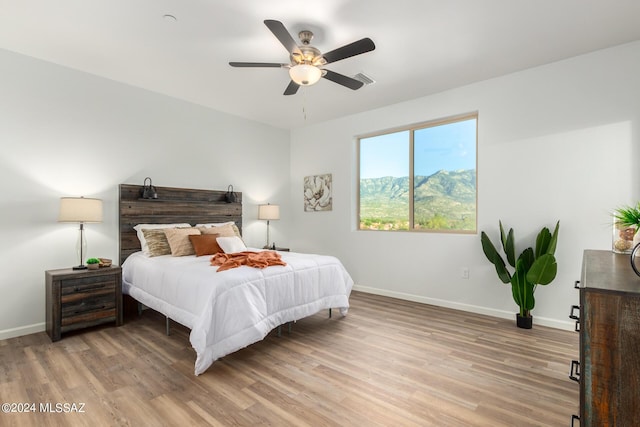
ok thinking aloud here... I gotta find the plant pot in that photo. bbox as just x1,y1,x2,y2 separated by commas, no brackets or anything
516,314,532,329
87,263,99,270
612,218,637,254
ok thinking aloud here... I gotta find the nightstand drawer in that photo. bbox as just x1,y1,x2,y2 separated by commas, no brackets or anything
62,288,116,316
61,308,117,331
60,275,116,295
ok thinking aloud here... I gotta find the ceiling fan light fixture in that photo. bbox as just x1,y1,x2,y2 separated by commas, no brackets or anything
289,64,322,86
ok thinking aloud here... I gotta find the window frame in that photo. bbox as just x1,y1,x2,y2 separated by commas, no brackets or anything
357,112,478,234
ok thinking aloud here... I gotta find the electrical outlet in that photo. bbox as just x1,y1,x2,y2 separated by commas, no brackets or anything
462,267,469,279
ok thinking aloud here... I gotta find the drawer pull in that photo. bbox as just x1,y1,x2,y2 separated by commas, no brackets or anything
569,305,580,321
74,305,106,314
574,280,580,289
571,414,580,426
72,283,107,293
569,360,580,383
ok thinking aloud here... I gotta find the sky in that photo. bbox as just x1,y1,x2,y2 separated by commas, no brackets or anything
360,118,477,179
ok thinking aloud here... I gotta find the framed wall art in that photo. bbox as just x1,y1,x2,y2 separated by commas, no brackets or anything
304,174,332,212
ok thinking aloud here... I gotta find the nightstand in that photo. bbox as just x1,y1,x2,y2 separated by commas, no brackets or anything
45,266,122,342
263,246,290,251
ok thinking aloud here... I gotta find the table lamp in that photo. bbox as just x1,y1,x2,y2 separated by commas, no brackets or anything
58,197,103,269
258,203,280,249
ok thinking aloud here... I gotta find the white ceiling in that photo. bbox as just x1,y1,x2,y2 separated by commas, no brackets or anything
2,0,640,130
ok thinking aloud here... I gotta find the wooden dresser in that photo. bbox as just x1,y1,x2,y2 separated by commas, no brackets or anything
45,266,122,341
578,250,640,426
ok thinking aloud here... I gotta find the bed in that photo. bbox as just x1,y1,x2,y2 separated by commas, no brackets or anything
119,184,354,375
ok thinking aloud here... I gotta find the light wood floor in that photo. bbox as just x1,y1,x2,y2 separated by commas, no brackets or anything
0,291,579,426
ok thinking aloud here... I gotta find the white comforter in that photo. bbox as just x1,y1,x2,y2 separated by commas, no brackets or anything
122,250,353,375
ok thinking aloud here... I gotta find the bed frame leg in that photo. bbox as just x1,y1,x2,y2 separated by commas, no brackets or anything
277,325,282,337
137,302,143,316
329,308,332,318
166,317,171,336
288,322,292,334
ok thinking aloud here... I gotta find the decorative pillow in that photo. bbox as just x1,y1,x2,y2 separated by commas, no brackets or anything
133,223,191,256
217,236,248,254
196,222,242,238
188,234,222,256
199,223,236,238
163,228,201,256
195,222,235,228
141,229,172,257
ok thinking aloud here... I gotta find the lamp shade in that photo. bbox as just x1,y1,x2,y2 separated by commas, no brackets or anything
258,204,280,221
289,64,322,86
58,197,103,223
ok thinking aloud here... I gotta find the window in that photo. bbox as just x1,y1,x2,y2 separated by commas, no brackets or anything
358,113,477,233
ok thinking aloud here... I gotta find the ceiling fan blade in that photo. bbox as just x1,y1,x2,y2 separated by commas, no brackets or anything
322,38,375,64
283,80,300,96
229,62,286,68
322,69,364,90
264,20,302,56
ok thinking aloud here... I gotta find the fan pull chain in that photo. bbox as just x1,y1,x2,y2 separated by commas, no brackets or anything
302,87,308,120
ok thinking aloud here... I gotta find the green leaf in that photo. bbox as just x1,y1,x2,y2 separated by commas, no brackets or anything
499,221,507,249
546,221,560,255
481,231,511,283
512,260,536,314
527,254,558,285
535,227,551,258
523,281,535,312
498,221,516,267
481,231,499,261
511,268,524,307
534,221,560,257
519,247,535,271
505,228,516,268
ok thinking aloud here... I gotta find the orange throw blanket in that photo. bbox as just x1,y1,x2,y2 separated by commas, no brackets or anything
211,251,287,272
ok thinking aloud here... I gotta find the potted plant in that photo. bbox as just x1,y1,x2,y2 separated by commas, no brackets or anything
86,257,101,270
480,221,559,329
613,202,640,252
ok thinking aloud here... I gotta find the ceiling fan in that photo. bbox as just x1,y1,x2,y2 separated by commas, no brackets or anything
229,19,375,95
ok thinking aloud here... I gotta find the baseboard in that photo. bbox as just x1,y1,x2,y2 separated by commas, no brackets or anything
352,284,574,331
0,288,573,341
0,322,45,340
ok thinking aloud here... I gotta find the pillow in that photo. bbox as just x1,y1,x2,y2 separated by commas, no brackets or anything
196,222,242,237
217,236,248,254
188,234,222,256
195,222,235,228
198,223,237,238
163,228,201,256
133,223,191,256
141,229,172,257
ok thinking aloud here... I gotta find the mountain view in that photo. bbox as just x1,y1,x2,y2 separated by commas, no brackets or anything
359,169,476,231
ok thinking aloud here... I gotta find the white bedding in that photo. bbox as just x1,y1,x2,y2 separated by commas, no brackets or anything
122,249,354,375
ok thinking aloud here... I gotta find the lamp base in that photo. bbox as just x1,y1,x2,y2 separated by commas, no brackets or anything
72,265,87,270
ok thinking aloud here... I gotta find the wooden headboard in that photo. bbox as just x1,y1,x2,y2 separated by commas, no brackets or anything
119,184,242,265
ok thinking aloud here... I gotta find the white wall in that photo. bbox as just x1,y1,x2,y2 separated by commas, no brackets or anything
0,50,291,339
290,41,640,329
2,40,638,339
